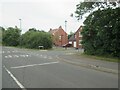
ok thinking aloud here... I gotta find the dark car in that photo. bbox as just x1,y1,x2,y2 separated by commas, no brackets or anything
62,43,72,47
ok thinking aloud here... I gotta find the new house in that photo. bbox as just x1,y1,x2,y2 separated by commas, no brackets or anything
69,26,82,49
49,26,68,46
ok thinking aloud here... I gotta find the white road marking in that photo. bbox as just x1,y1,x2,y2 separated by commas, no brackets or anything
3,66,26,90
26,55,29,57
20,55,26,57
5,56,8,58
8,55,12,58
11,61,59,69
65,53,75,55
13,55,19,58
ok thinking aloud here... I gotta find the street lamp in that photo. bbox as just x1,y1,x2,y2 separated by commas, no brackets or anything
65,20,67,49
19,19,22,31
65,20,67,44
19,19,22,48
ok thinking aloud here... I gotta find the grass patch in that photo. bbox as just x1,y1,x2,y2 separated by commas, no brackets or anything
79,53,119,63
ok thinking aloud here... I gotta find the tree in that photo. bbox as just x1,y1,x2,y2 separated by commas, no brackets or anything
2,27,21,46
21,30,52,49
68,31,74,39
75,2,120,57
75,2,118,20
0,27,5,44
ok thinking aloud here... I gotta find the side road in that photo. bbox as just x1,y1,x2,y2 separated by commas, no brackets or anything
55,48,118,74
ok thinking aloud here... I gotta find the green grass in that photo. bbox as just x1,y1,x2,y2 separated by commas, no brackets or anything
0,43,2,46
79,53,119,63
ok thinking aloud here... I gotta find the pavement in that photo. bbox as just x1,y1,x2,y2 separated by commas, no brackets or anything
2,46,118,89
55,48,118,74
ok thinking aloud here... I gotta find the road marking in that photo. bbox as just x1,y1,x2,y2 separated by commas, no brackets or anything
8,55,12,58
5,56,8,58
65,53,75,55
13,55,19,58
11,61,59,69
3,66,26,90
20,55,26,57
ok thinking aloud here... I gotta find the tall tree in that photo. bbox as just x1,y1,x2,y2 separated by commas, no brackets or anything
2,27,21,46
75,2,118,20
21,30,52,49
75,2,120,57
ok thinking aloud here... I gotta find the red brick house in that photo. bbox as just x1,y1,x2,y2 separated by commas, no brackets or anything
69,26,82,49
49,26,68,46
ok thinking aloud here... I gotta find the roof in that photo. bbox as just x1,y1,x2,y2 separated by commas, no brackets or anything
68,25,82,41
49,29,58,35
49,26,67,35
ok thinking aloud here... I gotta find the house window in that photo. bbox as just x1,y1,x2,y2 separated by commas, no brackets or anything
79,32,82,37
79,40,82,45
59,36,61,40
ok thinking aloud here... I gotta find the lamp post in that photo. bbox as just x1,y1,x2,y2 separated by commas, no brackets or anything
19,19,22,48
65,20,67,49
65,20,67,44
19,19,22,31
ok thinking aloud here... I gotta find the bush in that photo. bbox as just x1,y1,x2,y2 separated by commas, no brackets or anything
82,7,120,58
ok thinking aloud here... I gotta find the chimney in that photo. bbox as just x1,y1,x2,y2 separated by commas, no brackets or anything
59,26,62,29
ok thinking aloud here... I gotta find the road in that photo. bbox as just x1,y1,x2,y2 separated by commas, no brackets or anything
2,46,118,89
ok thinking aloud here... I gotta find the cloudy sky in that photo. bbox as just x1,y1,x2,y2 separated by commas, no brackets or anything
0,0,85,34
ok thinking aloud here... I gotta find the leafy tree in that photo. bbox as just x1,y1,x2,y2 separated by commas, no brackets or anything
2,27,21,46
75,2,120,57
0,27,5,44
75,2,118,20
21,30,52,49
68,31,74,39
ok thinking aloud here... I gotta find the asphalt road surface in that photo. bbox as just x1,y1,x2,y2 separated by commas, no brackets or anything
2,46,118,89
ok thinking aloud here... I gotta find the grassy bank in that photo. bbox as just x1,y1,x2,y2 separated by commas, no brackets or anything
79,53,119,63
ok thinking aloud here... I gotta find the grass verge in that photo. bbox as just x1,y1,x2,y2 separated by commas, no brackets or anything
79,53,119,63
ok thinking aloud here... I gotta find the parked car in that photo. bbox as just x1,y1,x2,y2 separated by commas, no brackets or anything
62,43,72,47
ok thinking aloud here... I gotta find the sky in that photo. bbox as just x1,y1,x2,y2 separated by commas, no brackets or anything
0,0,85,34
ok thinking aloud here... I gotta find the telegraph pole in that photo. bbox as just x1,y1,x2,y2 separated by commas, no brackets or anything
65,20,67,49
19,19,22,48
65,20,67,44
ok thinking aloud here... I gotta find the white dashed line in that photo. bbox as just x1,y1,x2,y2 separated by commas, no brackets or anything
3,66,26,90
8,55,12,58
11,61,59,69
13,55,19,58
5,56,8,58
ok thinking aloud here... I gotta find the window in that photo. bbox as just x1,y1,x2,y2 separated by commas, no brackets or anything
79,32,82,37
79,40,82,45
59,36,61,40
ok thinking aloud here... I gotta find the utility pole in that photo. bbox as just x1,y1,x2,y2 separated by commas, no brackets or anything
19,19,22,48
65,20,67,44
65,20,67,49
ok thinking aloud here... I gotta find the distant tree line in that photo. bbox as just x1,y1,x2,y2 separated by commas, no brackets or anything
75,2,120,58
1,26,52,49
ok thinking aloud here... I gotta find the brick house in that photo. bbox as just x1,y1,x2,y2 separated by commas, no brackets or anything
69,26,82,49
49,26,68,46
